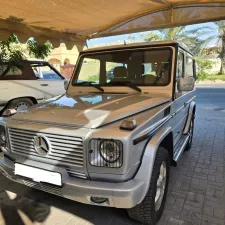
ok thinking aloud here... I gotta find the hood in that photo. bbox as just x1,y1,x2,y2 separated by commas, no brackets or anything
11,93,171,128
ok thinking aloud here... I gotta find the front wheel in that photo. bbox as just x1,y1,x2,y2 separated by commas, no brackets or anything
127,147,170,225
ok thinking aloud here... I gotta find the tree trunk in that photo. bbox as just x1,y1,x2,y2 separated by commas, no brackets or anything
220,58,225,75
219,35,225,75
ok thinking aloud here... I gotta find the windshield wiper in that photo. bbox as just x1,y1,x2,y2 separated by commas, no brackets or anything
77,81,104,92
109,82,141,93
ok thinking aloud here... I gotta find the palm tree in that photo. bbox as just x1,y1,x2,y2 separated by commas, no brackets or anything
196,21,225,74
213,21,225,74
141,26,204,54
141,22,225,74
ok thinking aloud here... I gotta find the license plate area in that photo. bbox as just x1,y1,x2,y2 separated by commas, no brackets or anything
14,163,62,186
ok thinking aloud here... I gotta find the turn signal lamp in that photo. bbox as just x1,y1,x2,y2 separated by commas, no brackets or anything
120,119,137,131
2,109,17,117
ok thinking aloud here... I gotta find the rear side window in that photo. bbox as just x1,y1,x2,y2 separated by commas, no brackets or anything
0,62,37,80
186,57,194,77
0,66,22,76
176,52,184,78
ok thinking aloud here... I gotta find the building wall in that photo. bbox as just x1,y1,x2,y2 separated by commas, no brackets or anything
46,43,79,78
202,46,221,74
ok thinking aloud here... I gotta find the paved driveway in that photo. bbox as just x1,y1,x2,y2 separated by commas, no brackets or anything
0,84,225,225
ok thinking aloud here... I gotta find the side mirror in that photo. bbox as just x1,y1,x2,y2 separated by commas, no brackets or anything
177,77,195,92
64,80,69,90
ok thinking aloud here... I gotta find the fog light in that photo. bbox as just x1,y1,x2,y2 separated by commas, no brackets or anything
90,196,107,204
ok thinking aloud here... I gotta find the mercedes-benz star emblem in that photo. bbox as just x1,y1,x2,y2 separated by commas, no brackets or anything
34,135,51,156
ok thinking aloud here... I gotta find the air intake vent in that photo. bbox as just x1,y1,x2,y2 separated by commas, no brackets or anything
66,169,87,179
23,179,63,196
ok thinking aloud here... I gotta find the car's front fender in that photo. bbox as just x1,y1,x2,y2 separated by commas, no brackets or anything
134,125,172,205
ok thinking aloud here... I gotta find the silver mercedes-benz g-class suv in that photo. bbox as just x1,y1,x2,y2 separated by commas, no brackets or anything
0,41,196,225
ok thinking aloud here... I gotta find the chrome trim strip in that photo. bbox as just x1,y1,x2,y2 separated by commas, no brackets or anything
174,96,196,115
133,116,172,145
174,135,189,162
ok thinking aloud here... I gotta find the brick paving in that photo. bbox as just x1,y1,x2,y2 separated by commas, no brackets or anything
0,86,225,225
158,116,225,225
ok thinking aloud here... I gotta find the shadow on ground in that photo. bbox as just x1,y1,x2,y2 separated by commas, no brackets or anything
0,189,50,225
0,174,139,225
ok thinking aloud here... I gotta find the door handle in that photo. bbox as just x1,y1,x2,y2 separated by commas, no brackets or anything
41,84,48,86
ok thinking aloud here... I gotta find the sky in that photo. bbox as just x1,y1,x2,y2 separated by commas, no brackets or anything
87,22,217,47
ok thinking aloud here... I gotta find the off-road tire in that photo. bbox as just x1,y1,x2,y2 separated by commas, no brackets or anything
185,116,194,151
127,147,170,225
5,98,34,112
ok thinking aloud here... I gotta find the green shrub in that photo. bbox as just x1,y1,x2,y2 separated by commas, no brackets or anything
196,71,209,81
87,75,99,82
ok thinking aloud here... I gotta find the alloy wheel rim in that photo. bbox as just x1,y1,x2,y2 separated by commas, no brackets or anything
15,102,30,112
155,161,167,211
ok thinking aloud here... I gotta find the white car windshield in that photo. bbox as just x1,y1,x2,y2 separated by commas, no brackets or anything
73,48,172,87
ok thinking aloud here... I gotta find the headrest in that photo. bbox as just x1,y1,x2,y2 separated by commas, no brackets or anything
113,66,127,78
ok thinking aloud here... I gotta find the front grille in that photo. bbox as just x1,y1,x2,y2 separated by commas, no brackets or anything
8,127,84,167
23,180,62,196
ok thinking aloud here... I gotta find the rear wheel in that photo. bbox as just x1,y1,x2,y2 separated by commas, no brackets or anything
127,147,170,225
5,98,34,112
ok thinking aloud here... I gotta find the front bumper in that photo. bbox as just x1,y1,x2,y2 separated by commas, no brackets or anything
0,154,149,208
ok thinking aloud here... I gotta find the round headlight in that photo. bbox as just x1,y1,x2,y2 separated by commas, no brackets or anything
99,140,121,163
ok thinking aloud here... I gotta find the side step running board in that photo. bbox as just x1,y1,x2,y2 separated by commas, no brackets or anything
173,134,190,162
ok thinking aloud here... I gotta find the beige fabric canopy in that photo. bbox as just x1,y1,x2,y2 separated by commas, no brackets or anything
0,0,225,49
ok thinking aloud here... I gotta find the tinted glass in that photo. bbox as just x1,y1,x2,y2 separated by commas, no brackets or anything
177,52,184,78
0,66,22,76
186,57,194,77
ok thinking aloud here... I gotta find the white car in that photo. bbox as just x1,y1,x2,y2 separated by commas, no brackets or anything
0,60,66,114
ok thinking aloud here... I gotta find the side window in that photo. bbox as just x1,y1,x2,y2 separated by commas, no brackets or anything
31,65,62,80
176,52,184,79
0,66,22,76
175,52,184,98
186,56,194,77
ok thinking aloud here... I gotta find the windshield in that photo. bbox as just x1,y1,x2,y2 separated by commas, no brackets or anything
73,48,172,87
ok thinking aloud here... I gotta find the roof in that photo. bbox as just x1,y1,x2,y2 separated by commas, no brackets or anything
1,60,49,65
83,41,177,52
24,60,49,64
82,41,193,55
0,1,225,49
